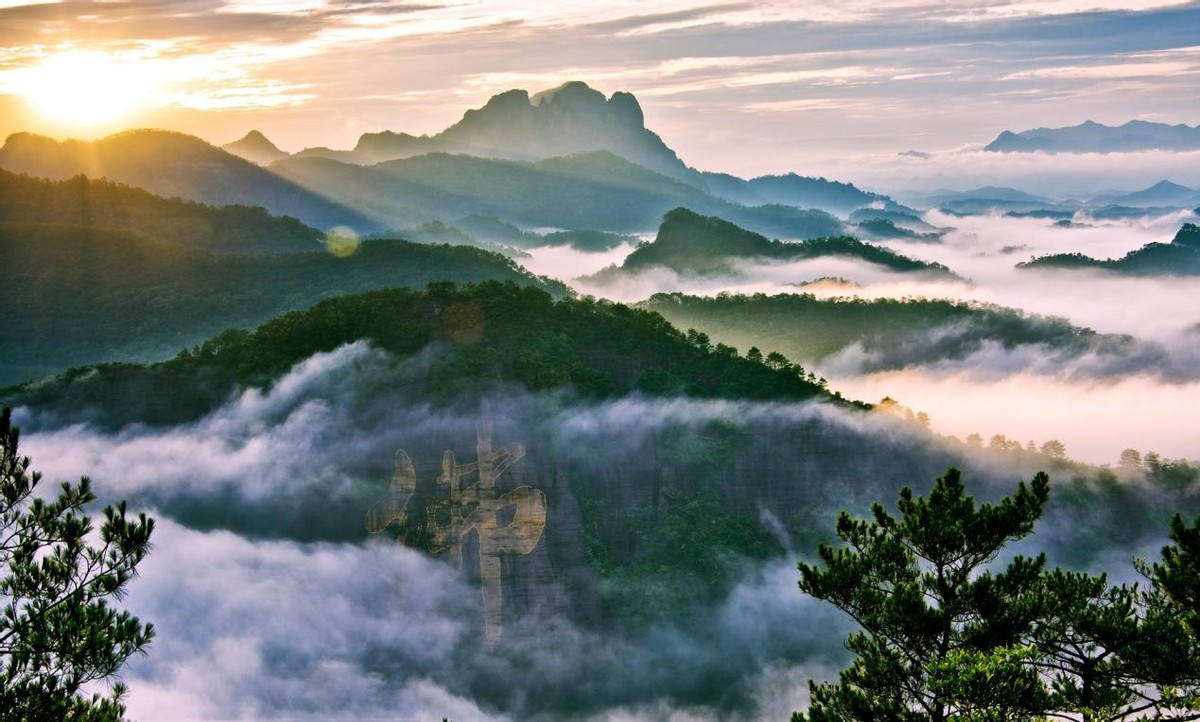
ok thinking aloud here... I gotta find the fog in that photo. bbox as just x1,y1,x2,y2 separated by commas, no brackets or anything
834,370,1200,465
815,148,1200,200
11,194,1197,716
116,518,845,722
19,345,881,721
514,210,1200,467
880,211,1200,340
17,324,1188,718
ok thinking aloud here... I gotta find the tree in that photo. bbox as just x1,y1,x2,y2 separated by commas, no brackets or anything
1133,513,1200,718
794,468,1050,722
1040,440,1067,460
1,408,154,720
1029,569,1143,721
1117,449,1142,470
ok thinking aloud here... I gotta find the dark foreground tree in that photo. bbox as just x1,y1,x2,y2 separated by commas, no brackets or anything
793,468,1050,722
1,408,154,720
795,468,1200,722
1022,514,1200,722
1132,513,1200,719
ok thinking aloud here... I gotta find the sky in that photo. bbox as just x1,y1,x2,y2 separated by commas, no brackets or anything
1,0,1199,180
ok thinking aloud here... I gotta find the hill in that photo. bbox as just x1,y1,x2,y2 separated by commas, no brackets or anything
985,119,1200,153
4,281,843,428
222,130,290,166
1088,180,1200,208
0,224,566,386
0,169,322,253
699,171,905,215
589,208,954,280
0,130,376,231
1018,222,1200,275
9,283,1197,719
273,150,846,238
637,291,1126,372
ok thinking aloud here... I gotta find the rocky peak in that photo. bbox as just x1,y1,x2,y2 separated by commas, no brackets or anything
434,81,690,181
222,129,289,165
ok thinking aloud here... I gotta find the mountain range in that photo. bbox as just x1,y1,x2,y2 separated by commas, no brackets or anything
0,130,374,231
1088,180,1200,208
282,81,696,184
985,119,1200,153
905,181,1200,217
586,208,953,282
0,206,566,386
0,169,322,253
1,82,925,245
1018,222,1200,275
636,292,1143,376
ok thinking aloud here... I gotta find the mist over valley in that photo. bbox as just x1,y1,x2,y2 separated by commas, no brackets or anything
2,6,1200,718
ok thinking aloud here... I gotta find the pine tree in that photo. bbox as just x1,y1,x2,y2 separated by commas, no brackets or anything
794,468,1050,722
0,408,154,720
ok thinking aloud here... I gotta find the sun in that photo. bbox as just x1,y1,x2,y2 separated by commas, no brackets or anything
16,50,158,128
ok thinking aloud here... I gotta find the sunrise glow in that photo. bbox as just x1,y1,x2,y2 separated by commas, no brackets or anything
15,51,158,128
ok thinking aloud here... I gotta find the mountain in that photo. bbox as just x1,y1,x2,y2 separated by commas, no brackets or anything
920,186,1056,205
589,208,954,280
847,208,942,233
1088,180,1200,208
636,292,1136,374
1018,222,1200,275
4,281,842,427
985,120,1200,153
699,171,905,215
0,130,377,231
222,130,289,166
279,81,906,218
0,224,566,386
295,81,696,183
9,284,1193,719
903,186,1076,215
273,149,846,238
390,219,633,256
0,169,322,254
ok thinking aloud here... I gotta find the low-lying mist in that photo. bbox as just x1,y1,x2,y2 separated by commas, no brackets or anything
18,340,1184,720
515,211,1200,467
815,148,1200,200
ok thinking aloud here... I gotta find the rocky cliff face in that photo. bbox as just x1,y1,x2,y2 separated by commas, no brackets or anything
307,81,698,182
356,404,1001,637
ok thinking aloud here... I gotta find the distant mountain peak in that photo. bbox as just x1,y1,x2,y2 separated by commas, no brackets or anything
530,80,602,106
985,119,1200,153
1148,179,1191,191
1088,179,1199,208
295,81,694,182
437,81,685,175
223,129,289,165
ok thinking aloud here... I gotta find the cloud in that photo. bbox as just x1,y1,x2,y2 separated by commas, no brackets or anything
4,2,1200,173
22,342,886,719
14,322,1190,717
119,516,854,721
119,519,495,721
832,369,1200,464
